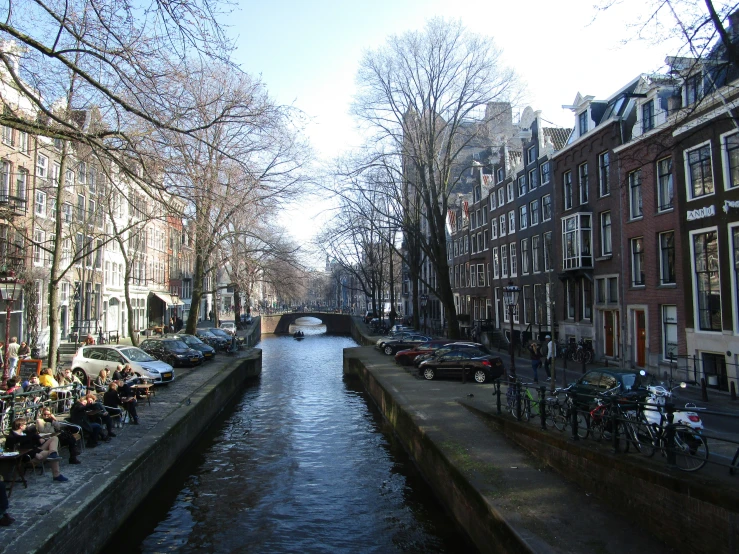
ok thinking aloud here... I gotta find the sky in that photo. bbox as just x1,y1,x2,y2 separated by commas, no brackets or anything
224,0,685,261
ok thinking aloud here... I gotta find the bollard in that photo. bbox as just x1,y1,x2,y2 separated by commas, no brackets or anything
665,402,676,468
495,380,502,415
515,381,522,421
731,381,737,401
701,377,709,402
539,386,547,430
611,396,619,453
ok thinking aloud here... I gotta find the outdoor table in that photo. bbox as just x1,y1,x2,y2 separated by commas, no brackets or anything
0,449,30,497
131,384,153,406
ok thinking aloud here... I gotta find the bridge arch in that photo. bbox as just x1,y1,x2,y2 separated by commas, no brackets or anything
261,312,353,335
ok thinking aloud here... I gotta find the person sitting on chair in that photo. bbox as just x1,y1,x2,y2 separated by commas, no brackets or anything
4,379,21,394
22,375,45,403
17,342,30,359
69,397,106,447
93,368,112,392
36,407,81,464
38,367,59,388
85,392,116,438
104,381,139,425
5,419,68,482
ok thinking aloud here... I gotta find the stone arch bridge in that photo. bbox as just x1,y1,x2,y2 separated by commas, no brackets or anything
260,313,353,335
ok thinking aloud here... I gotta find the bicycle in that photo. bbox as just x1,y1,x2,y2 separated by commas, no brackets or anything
635,410,709,472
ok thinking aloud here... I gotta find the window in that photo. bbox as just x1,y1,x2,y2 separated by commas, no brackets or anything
506,182,514,203
464,235,469,253
725,133,739,190
659,231,676,284
608,277,618,303
519,205,527,230
497,188,504,206
544,232,552,271
596,278,606,303
733,228,739,329
501,245,508,278
496,167,504,183
631,237,645,286
477,264,485,287
36,154,48,179
529,168,538,190
563,171,573,210
600,211,612,255
472,234,478,253
35,190,46,216
1,125,13,146
686,144,713,199
561,214,592,270
482,206,488,224
578,163,588,204
15,168,27,203
583,280,592,320
77,194,85,220
658,306,678,365
523,285,532,323
527,146,536,164
33,230,45,265
483,231,488,250
493,247,500,279
540,162,550,185
490,193,496,211
693,231,721,331
685,73,702,105
491,218,498,239
499,214,506,237
598,152,610,196
642,100,654,132
470,263,476,287
521,238,530,274
18,131,28,154
657,158,674,211
510,243,517,276
541,195,551,221
532,235,541,273
0,160,9,199
629,169,643,218
566,280,576,319
518,175,527,196
508,210,515,233
578,111,588,135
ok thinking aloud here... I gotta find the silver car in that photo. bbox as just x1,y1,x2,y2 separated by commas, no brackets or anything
71,345,175,384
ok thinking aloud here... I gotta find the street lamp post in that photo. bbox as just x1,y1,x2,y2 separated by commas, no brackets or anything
171,293,180,332
502,281,520,380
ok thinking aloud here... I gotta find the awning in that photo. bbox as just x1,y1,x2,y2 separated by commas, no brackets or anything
149,291,175,306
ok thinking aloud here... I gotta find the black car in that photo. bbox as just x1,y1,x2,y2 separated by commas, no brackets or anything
569,369,645,407
418,351,505,383
195,329,229,349
413,342,491,367
139,338,203,367
378,334,432,356
166,333,216,360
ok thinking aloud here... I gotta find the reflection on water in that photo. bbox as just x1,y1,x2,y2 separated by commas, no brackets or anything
106,325,476,553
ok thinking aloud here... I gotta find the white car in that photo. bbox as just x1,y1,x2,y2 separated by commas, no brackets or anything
220,321,237,335
71,345,175,385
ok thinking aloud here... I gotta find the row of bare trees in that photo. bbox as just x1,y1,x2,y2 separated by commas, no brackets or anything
0,0,309,367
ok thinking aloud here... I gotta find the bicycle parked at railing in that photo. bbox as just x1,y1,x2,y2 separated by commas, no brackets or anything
571,339,594,364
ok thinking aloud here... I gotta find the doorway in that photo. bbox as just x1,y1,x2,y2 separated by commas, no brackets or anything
634,310,646,367
603,310,619,358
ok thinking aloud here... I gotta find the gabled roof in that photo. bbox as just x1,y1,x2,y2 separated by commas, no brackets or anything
542,127,572,151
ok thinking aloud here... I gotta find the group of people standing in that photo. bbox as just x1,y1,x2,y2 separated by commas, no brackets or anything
527,336,556,383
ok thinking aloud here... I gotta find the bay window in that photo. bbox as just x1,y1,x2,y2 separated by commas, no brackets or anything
561,213,593,270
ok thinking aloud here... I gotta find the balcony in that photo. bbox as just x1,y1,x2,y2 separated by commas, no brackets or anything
0,195,27,216
562,213,593,271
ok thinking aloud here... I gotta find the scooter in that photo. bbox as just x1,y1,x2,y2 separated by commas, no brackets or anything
642,382,704,431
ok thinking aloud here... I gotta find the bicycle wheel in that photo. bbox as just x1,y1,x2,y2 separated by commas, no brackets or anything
553,405,568,432
671,426,708,472
633,420,657,457
506,389,516,415
582,350,593,364
521,397,531,422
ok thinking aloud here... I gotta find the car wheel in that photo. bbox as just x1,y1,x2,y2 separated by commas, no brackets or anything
423,367,435,380
384,345,394,355
474,370,487,383
72,367,87,384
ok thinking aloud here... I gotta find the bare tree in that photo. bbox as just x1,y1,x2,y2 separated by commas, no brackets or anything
352,18,520,339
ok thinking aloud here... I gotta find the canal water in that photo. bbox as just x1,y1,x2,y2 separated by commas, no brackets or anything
106,320,476,553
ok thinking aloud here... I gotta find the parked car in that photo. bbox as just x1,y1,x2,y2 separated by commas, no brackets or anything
418,351,505,383
394,340,453,366
413,342,492,367
376,331,417,349
139,338,204,367
220,321,237,336
71,345,175,384
205,327,233,343
195,329,229,349
166,333,216,360
569,369,646,407
378,334,432,356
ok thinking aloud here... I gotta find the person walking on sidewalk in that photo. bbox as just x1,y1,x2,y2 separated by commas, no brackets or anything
528,341,542,382
544,336,555,381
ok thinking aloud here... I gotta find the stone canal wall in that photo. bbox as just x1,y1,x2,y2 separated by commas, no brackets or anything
18,348,262,554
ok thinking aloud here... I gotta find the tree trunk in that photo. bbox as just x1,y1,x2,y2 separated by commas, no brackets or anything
186,249,205,334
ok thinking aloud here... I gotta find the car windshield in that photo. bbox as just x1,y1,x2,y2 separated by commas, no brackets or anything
179,335,204,346
120,347,155,362
209,329,230,338
165,341,189,350
621,373,640,390
198,331,216,338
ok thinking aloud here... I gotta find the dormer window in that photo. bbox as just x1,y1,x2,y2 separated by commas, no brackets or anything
642,100,654,132
496,167,504,183
578,111,588,135
685,73,702,105
527,146,536,164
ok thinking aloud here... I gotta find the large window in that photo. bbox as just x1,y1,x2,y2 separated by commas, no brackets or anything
35,190,46,216
599,152,610,196
540,162,550,185
497,188,504,206
501,244,508,278
579,162,589,204
542,195,551,221
662,305,678,361
477,264,485,287
686,144,713,199
527,146,536,164
629,169,643,219
519,205,528,230
510,243,517,276
561,214,592,270
659,231,676,284
657,158,674,211
493,247,500,279
15,169,27,203
725,133,739,190
600,211,612,255
544,232,553,271
530,199,540,226
694,231,721,331
508,210,515,233
507,182,514,203
33,230,45,265
0,160,9,199
532,235,541,273
491,218,498,239
36,154,47,179
518,175,527,196
563,171,573,210
566,280,576,319
521,238,530,274
642,100,654,132
631,237,645,286
499,214,506,237
529,168,538,190
583,281,592,320
685,73,702,105
578,111,588,135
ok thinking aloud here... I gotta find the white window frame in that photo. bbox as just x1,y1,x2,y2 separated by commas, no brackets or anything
720,130,739,192
493,247,500,279
540,161,550,185
491,218,498,239
510,242,517,277
564,170,573,210
600,211,612,256
521,238,530,275
35,190,46,217
499,214,507,237
506,182,514,203
508,210,515,234
662,305,678,362
501,244,508,278
684,140,714,201
519,205,528,230
689,226,722,333
36,154,48,178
